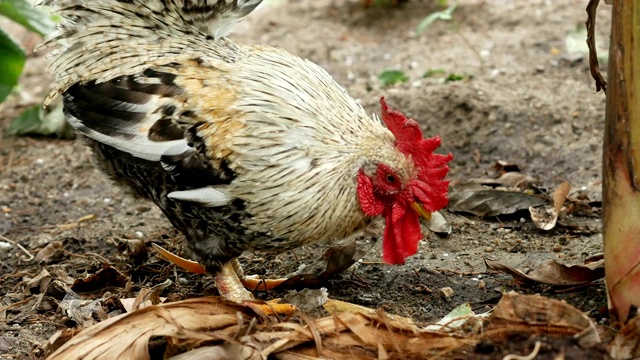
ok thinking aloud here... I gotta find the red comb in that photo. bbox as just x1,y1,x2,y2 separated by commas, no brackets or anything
380,97,453,211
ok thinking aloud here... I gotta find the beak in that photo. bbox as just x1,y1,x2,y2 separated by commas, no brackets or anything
410,202,432,221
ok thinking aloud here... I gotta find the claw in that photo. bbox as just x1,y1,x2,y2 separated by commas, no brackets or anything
244,299,297,317
241,275,288,291
152,243,206,274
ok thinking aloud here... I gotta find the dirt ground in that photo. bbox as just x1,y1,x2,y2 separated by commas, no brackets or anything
0,0,612,358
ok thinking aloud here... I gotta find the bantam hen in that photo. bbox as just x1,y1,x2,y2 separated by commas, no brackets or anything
40,0,452,305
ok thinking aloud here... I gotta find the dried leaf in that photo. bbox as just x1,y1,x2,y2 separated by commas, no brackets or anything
47,297,257,360
71,266,129,293
276,234,377,289
47,296,473,360
167,344,262,360
530,181,571,230
428,211,451,235
323,299,414,326
488,292,600,348
585,0,607,92
59,298,105,327
281,288,328,313
118,238,148,263
485,258,604,286
492,160,522,174
609,314,640,359
24,269,51,295
470,172,538,188
424,303,489,334
448,183,546,217
34,241,63,264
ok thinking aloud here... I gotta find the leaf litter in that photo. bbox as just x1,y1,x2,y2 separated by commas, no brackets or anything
43,292,604,359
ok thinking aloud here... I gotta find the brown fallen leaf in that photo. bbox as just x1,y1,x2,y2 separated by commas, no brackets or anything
529,181,571,230
609,314,640,359
428,211,451,235
46,296,473,360
275,233,377,290
47,297,259,359
323,299,415,325
488,292,600,349
34,241,64,264
470,172,539,189
71,265,129,293
448,182,547,217
485,258,604,286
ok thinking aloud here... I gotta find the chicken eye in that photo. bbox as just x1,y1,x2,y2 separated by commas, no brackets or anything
386,174,396,183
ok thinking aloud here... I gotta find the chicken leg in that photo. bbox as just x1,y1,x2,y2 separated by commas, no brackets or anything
152,244,294,316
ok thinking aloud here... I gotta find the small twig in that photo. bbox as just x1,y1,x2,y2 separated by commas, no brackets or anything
0,234,34,261
0,148,15,172
503,341,542,360
586,0,607,92
456,31,485,70
61,250,110,265
434,267,488,276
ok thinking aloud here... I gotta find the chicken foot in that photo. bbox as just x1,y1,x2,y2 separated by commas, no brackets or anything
152,244,289,294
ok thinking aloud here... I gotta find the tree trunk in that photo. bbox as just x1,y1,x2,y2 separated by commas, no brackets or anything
603,0,640,323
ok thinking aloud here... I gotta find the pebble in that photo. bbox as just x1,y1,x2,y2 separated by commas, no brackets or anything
484,247,494,253
134,231,144,239
477,280,486,289
178,277,188,286
438,287,454,300
0,241,12,250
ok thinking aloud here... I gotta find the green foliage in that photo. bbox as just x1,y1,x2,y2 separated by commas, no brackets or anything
0,0,56,36
7,102,74,139
422,69,469,82
445,73,467,82
0,0,55,103
422,68,446,78
416,2,458,35
378,69,409,86
0,28,25,103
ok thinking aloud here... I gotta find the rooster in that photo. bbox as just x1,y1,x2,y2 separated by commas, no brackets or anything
40,0,452,307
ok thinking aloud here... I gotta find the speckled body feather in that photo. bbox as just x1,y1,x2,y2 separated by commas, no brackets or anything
40,0,434,272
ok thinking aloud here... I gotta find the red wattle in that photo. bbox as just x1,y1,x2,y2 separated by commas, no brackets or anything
382,202,423,264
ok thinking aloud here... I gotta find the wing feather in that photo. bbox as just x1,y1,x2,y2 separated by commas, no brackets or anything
63,66,235,201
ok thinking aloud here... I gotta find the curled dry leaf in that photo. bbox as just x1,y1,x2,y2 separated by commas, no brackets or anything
71,265,129,293
275,234,377,290
609,314,640,359
448,182,547,217
34,241,64,264
118,238,148,263
470,172,539,189
59,298,106,327
488,292,601,349
323,299,415,326
529,181,571,230
24,269,52,295
46,296,474,360
281,288,329,313
485,258,604,286
428,211,451,235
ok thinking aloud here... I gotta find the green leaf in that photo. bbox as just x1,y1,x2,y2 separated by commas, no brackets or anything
444,73,467,82
422,68,446,78
0,0,56,36
416,2,458,35
378,69,408,87
7,102,75,139
0,27,25,103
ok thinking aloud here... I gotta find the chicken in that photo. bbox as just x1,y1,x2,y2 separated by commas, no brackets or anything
40,0,452,306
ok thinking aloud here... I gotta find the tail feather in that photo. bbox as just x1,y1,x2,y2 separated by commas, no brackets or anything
39,0,262,105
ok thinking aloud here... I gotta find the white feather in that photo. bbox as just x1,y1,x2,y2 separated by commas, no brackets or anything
167,187,231,207
67,114,188,162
